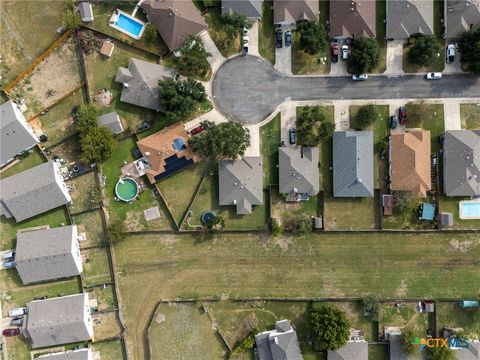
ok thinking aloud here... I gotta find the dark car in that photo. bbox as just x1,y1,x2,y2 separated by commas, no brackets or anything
275,30,283,48
289,128,296,144
190,125,204,136
284,31,292,47
390,115,398,129
3,328,20,337
399,106,408,125
331,44,339,63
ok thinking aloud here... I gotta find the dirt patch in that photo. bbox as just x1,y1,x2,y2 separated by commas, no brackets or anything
395,279,408,298
272,236,292,251
449,239,478,253
155,312,166,324
124,211,143,232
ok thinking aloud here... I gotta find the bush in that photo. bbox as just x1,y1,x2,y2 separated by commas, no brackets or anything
80,126,117,164
158,78,207,120
424,346,455,360
349,37,380,74
297,106,333,146
362,295,379,321
458,28,480,74
354,104,377,129
297,21,328,55
144,23,158,43
176,35,212,78
76,104,98,134
407,35,441,67
271,218,284,236
401,327,417,355
230,331,257,358
205,215,225,232
283,214,312,234
108,219,127,243
311,306,350,350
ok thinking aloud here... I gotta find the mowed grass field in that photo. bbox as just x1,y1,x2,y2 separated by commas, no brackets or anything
114,232,480,359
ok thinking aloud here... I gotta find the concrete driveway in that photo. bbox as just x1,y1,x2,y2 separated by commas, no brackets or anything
330,59,348,76
443,43,463,74
248,21,259,57
280,100,296,146
274,44,292,75
385,40,404,75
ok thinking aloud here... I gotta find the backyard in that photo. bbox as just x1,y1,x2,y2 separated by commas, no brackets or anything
0,147,45,180
67,171,100,214
436,302,480,339
89,284,116,312
82,247,112,286
323,196,377,230
270,187,319,226
92,340,124,360
92,312,122,340
380,302,429,336
438,196,480,230
460,103,480,130
73,210,106,247
260,113,281,187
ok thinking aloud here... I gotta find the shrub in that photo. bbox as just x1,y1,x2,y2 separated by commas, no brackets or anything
311,305,350,350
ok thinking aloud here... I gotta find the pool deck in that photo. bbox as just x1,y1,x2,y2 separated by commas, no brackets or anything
459,199,480,220
109,9,145,40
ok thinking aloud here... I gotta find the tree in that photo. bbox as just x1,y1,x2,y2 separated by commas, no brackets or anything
283,214,312,234
297,21,328,55
76,104,98,134
349,37,380,74
401,327,418,355
80,126,117,163
425,346,455,360
407,35,441,67
158,79,206,120
222,12,249,33
297,106,333,146
362,295,379,321
188,122,250,159
458,28,480,74
310,306,350,350
176,35,212,78
144,23,158,43
354,104,377,129
63,9,81,30
206,215,224,232
108,220,127,243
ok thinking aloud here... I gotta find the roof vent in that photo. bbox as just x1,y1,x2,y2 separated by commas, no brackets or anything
233,200,237,204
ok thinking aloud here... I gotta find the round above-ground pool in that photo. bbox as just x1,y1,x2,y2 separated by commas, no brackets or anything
201,211,216,225
115,177,139,202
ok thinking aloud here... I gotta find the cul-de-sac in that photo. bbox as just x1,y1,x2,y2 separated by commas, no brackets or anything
0,0,479,359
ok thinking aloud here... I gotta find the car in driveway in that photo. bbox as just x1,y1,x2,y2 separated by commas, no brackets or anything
284,31,292,47
390,115,398,129
8,307,27,317
241,43,249,56
189,125,204,136
275,30,283,48
10,317,24,327
289,128,296,144
352,74,368,81
2,328,20,337
243,27,249,36
2,261,16,268
1,251,15,260
446,44,455,63
426,72,442,80
341,45,348,60
331,44,339,63
398,106,408,125
242,35,249,44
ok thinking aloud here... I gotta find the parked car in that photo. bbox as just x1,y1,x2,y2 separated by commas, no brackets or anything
390,115,398,129
398,106,408,125
352,74,368,81
331,44,339,63
190,125,204,136
1,251,15,260
426,72,442,80
341,45,349,60
275,30,283,48
242,35,249,44
10,317,24,327
243,27,249,36
289,128,296,144
446,44,455,63
33,295,48,301
2,328,20,337
284,31,292,47
8,307,27,317
242,44,249,56
2,261,16,268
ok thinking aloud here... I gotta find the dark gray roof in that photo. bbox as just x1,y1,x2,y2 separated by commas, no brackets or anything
453,342,480,360
0,161,71,222
328,341,368,360
25,294,92,348
97,112,124,134
218,156,263,214
1,101,37,167
387,0,434,39
445,0,480,38
15,226,81,285
222,0,263,18
115,58,177,111
443,130,480,196
255,320,303,360
333,131,374,197
279,146,319,196
79,2,93,22
39,349,91,360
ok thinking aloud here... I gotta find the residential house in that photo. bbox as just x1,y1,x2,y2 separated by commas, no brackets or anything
222,0,263,19
327,341,368,360
218,156,263,214
386,0,434,39
97,111,124,134
274,0,319,26
0,161,71,222
255,319,303,360
115,58,177,111
453,341,480,360
389,129,431,197
333,131,374,197
330,0,376,39
279,146,319,199
1,101,38,168
135,123,200,183
443,130,480,196
15,226,83,285
445,0,480,39
24,293,94,348
79,2,94,22
141,0,207,51
38,349,93,360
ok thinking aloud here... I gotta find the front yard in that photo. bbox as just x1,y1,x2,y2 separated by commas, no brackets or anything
260,113,281,187
205,8,241,58
258,0,275,64
460,103,480,130
291,32,330,75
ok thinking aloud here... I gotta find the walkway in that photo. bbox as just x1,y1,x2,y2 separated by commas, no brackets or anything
200,31,226,74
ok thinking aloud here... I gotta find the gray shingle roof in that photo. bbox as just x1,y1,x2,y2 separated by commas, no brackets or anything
218,156,263,214
445,0,480,38
15,226,81,285
38,349,91,360
333,131,374,197
1,101,37,168
453,342,480,360
115,58,177,111
387,0,434,39
222,0,263,18
25,294,92,348
443,130,480,196
255,320,303,360
279,146,319,196
274,0,319,24
0,161,71,222
328,341,368,360
97,112,124,134
79,2,93,22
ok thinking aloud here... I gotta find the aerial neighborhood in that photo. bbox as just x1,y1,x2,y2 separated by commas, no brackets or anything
0,0,479,359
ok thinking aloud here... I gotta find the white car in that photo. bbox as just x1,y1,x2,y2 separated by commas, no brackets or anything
243,27,249,36
426,72,442,80
352,74,368,81
446,44,455,63
242,35,249,44
341,45,349,60
8,307,27,317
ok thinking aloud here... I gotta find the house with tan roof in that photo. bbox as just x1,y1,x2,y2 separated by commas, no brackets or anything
330,0,376,39
274,0,319,26
141,0,207,51
135,123,200,183
389,129,431,197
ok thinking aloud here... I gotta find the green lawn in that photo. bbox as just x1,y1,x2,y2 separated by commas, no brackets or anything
380,302,429,335
0,147,45,180
260,113,281,187
291,32,330,75
436,302,480,339
4,336,30,360
73,210,106,247
68,171,100,214
438,196,480,229
205,9,240,58
258,0,275,64
323,196,376,230
270,186,319,226
82,247,112,286
369,344,389,360
460,103,480,130
434,0,445,41
403,42,444,73
405,102,445,153
375,0,387,73
92,340,124,360
89,285,116,311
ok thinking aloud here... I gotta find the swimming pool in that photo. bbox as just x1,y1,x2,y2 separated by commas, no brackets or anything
115,178,139,202
459,200,480,219
109,10,145,40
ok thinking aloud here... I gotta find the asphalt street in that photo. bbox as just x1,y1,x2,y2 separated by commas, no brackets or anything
212,55,480,124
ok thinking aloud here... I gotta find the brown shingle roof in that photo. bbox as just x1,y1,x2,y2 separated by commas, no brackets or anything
330,0,376,38
274,0,319,23
141,0,207,51
390,129,431,197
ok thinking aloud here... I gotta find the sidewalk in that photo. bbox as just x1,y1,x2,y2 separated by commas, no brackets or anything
200,31,225,74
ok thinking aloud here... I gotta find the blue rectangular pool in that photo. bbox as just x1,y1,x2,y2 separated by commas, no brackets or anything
459,201,480,219
112,13,145,39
